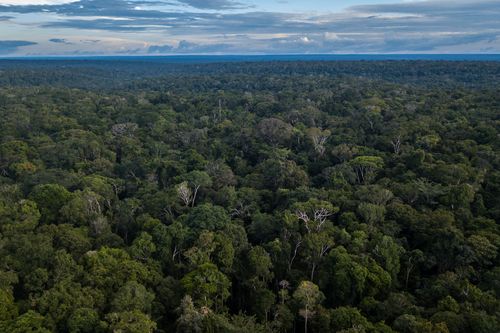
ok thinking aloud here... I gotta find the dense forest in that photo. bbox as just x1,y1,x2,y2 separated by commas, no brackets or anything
0,60,499,333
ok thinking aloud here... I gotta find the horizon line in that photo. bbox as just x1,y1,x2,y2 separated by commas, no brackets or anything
2,53,500,59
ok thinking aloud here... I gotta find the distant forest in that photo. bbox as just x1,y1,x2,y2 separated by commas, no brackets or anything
0,60,499,333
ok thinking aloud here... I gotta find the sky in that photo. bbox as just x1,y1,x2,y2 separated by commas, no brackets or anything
0,0,499,56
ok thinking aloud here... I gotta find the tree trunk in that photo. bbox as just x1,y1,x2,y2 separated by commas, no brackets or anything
192,185,200,207
310,263,316,282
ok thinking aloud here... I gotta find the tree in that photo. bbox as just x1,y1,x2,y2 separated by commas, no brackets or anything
129,232,157,261
271,303,294,333
247,246,274,287
35,280,97,331
330,306,370,332
28,184,72,224
181,263,231,311
257,118,293,146
206,161,236,190
83,247,151,294
466,234,497,266
177,171,213,207
323,247,369,305
370,235,404,282
306,128,331,157
293,199,338,234
111,281,155,313
349,156,384,184
0,288,17,321
185,203,230,233
0,140,30,177
81,175,120,210
356,185,394,206
111,122,139,165
177,181,194,207
250,288,276,323
358,203,386,228
257,157,309,190
0,310,51,333
291,199,339,280
106,310,157,333
67,308,106,333
332,144,359,163
0,199,40,233
184,231,235,272
303,231,335,281
176,295,205,333
391,134,402,155
293,281,324,333
59,189,104,226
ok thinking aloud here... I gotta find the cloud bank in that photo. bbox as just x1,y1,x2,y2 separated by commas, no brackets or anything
0,0,498,55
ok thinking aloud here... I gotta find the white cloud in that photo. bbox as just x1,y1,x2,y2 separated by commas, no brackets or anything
324,32,340,41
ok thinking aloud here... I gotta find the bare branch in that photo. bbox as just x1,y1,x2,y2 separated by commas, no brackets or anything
296,210,311,233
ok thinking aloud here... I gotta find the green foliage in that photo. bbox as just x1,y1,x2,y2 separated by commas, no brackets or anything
0,199,40,233
176,295,205,333
29,184,72,224
105,310,156,333
293,281,324,333
0,288,17,321
358,203,386,226
67,307,106,333
181,263,231,309
247,246,274,285
36,280,98,331
129,232,157,261
0,310,51,333
185,203,231,232
83,247,152,293
0,61,499,332
350,156,384,183
111,281,155,313
330,306,370,332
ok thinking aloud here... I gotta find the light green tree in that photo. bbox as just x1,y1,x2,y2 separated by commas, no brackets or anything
293,281,324,333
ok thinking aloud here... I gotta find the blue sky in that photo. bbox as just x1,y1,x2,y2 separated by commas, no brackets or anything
0,0,499,55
